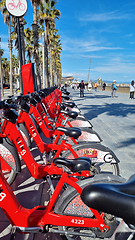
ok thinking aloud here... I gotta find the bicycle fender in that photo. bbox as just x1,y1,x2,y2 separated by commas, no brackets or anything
54,174,125,214
1,137,21,173
63,142,120,164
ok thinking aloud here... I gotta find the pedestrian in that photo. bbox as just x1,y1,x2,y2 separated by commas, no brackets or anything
111,80,117,98
129,80,135,99
72,83,75,89
79,80,85,97
102,82,106,91
94,82,98,91
88,82,92,91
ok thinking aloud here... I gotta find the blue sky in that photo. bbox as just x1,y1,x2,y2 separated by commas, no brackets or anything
1,0,135,83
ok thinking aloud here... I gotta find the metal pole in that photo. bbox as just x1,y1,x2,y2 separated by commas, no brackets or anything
87,59,91,83
0,38,4,97
16,17,23,94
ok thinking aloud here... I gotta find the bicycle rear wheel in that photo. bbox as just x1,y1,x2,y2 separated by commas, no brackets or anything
54,174,125,240
62,142,120,176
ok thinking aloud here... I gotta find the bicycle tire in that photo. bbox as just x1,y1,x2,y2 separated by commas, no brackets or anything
61,142,120,176
67,118,92,129
18,123,32,148
0,137,21,185
54,174,125,240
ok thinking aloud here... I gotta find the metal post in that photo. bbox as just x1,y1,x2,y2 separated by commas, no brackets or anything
16,17,23,94
87,59,91,83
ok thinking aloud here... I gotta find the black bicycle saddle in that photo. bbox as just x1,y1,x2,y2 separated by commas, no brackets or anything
81,174,135,226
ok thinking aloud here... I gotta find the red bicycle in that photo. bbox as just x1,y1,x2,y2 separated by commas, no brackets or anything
28,92,102,143
0,101,120,185
40,88,93,128
0,159,124,240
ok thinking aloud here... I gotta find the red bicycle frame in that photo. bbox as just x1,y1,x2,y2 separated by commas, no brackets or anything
0,117,90,179
0,167,109,232
29,101,78,144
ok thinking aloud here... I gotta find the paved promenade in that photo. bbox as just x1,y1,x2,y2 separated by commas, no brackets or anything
71,87,135,180
0,87,135,240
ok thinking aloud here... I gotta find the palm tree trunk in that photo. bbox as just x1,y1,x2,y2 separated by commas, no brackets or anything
45,20,50,88
20,18,25,65
8,23,13,95
49,49,53,87
32,2,41,90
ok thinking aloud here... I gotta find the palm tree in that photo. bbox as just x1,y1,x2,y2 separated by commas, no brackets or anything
0,0,13,95
0,48,4,96
38,0,61,87
1,57,9,83
24,27,34,63
30,0,41,90
48,27,62,86
12,55,19,85
50,31,62,86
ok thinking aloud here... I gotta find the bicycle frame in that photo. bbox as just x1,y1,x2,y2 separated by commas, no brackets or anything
0,167,109,233
17,102,79,152
0,116,90,179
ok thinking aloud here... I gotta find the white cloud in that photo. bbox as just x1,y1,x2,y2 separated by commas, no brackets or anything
62,37,122,54
79,11,133,22
92,58,135,75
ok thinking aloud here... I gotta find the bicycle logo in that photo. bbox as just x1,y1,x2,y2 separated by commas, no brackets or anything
6,0,27,17
8,0,26,11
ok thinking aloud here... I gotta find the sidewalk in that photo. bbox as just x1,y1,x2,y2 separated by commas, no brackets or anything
70,87,135,179
0,88,135,239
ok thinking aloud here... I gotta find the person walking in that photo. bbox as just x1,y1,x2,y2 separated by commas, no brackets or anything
79,80,85,97
94,82,98,91
102,82,106,91
129,80,135,99
111,80,117,98
88,82,92,91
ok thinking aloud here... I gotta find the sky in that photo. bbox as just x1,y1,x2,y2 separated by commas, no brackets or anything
1,0,135,83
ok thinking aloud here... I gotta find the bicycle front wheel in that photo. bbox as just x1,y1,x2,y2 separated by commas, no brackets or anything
62,142,120,176
54,174,125,240
0,137,21,185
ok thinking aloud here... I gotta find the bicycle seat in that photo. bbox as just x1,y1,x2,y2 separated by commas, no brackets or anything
62,95,70,100
53,157,91,173
31,93,41,103
56,126,81,139
63,102,75,108
81,174,135,226
61,110,78,119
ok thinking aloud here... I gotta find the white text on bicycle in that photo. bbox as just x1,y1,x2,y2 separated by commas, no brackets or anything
71,219,84,225
0,192,6,201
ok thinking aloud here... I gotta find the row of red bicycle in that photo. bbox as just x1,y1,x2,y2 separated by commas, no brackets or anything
0,86,134,240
